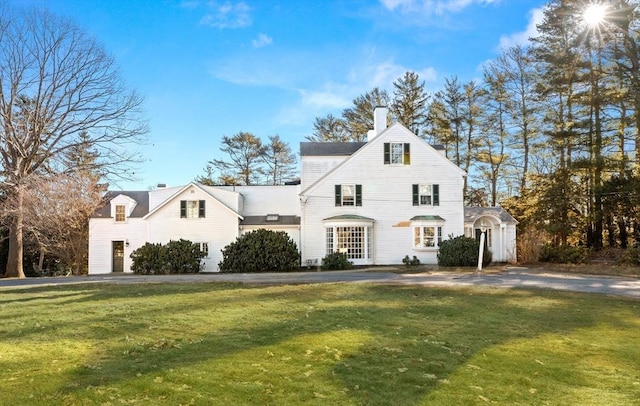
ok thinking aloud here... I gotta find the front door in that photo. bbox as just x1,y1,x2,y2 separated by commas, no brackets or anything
112,241,124,272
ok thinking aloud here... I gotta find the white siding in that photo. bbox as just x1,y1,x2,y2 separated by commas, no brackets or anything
146,185,240,272
301,124,466,265
88,218,147,274
301,156,349,190
220,185,300,216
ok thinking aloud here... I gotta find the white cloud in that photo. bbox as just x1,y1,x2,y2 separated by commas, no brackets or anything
498,7,544,50
252,33,273,48
200,2,252,29
275,59,439,127
379,0,497,15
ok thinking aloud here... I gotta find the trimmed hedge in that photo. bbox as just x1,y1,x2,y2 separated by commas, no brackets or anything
219,229,300,273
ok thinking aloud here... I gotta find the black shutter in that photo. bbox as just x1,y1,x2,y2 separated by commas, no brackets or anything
198,200,206,218
335,185,342,206
433,184,440,206
403,143,410,164
180,200,186,218
356,184,362,206
383,143,390,164
412,184,419,206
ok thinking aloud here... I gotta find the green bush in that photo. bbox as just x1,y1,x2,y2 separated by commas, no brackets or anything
619,246,640,265
538,244,589,264
130,240,204,275
402,255,421,266
438,235,491,267
130,243,166,275
165,239,205,274
219,229,300,273
321,252,353,270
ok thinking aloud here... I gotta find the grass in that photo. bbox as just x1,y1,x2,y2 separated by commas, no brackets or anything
0,282,639,405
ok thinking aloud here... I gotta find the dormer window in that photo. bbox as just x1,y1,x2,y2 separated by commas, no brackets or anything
115,205,126,222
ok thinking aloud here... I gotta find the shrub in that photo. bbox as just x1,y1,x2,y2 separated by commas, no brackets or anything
321,252,353,270
130,240,204,275
130,243,166,275
219,229,300,273
538,244,589,264
438,235,491,267
164,239,205,274
619,246,640,265
402,255,421,266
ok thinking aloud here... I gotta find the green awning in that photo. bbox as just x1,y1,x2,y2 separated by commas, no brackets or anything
323,214,375,221
410,215,445,221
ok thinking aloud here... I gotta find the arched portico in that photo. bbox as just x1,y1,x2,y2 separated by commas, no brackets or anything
464,207,518,263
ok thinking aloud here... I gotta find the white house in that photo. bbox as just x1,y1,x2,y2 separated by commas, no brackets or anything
88,107,517,274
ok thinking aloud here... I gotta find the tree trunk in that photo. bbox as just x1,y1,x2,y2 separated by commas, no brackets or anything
4,188,25,278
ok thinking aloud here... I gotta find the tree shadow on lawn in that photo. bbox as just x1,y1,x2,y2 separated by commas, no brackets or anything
44,283,640,405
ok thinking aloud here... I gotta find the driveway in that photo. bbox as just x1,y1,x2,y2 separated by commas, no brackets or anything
1,267,639,299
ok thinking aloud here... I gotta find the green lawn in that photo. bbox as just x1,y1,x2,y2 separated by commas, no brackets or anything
1,282,639,405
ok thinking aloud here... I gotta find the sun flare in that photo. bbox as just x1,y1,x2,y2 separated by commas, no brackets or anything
583,3,608,27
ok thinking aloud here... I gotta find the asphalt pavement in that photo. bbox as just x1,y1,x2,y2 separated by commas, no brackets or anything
1,266,639,299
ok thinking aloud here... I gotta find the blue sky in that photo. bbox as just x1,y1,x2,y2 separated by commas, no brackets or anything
17,0,547,190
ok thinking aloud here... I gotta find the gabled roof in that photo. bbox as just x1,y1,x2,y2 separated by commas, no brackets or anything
300,122,466,196
92,191,149,218
300,142,367,156
464,206,518,224
143,182,242,220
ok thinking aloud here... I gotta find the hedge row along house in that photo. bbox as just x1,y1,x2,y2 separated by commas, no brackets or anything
88,108,517,274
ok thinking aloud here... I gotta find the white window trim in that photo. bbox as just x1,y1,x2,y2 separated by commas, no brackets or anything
197,242,210,258
411,220,445,251
418,184,433,206
390,142,404,165
342,184,356,206
114,204,127,223
323,218,374,265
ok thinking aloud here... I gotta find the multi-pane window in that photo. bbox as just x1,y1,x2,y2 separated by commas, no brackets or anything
115,205,126,222
412,184,439,206
198,242,209,258
384,142,410,165
180,200,205,218
414,226,442,248
391,142,404,164
335,184,362,206
326,226,372,260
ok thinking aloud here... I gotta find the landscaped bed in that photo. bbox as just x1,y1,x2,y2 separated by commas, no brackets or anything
1,282,638,405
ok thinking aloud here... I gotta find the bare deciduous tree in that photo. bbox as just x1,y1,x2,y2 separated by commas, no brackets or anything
1,173,104,275
0,6,147,278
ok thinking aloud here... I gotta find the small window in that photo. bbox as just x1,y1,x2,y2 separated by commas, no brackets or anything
335,184,362,207
412,184,439,206
198,242,209,258
384,142,410,165
115,205,126,222
181,200,205,218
